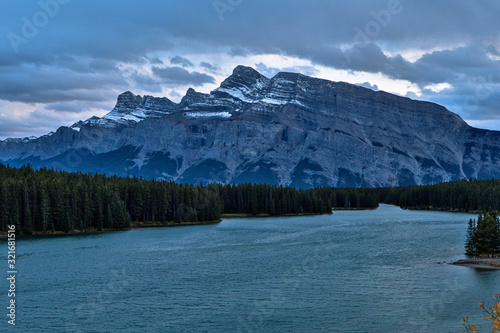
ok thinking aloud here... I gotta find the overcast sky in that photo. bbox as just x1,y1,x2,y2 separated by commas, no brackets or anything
1,0,499,139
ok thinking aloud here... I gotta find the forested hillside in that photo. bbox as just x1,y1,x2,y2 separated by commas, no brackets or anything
0,165,378,234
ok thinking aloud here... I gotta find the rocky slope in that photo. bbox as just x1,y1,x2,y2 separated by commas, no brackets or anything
1,65,499,188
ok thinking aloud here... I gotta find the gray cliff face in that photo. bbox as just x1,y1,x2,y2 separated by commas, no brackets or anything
1,65,500,188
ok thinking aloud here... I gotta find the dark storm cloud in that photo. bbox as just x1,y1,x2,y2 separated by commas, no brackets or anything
390,45,500,86
3,1,499,69
0,0,500,137
170,56,193,68
200,62,221,74
152,66,216,86
129,72,162,93
51,56,119,74
88,59,120,72
148,57,164,65
229,47,250,57
255,62,319,79
45,102,91,113
297,42,500,89
0,63,127,103
44,100,114,114
422,79,500,121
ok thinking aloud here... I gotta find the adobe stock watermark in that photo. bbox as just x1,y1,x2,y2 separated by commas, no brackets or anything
63,268,130,333
213,0,244,22
463,74,497,112
48,128,106,172
344,0,404,64
7,0,71,54
237,235,334,332
404,274,466,333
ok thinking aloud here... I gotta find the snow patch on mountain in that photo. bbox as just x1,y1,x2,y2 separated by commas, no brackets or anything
261,97,289,105
216,87,256,103
184,112,232,118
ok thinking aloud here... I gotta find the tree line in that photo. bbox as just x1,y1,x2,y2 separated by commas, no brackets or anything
376,178,500,212
0,165,378,234
3,164,499,236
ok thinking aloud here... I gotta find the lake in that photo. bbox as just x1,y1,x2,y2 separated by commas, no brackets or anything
3,204,499,332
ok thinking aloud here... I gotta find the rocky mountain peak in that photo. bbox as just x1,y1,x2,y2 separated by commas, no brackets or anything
91,91,177,126
220,65,269,90
113,91,143,114
232,65,265,79
181,88,209,105
213,65,270,102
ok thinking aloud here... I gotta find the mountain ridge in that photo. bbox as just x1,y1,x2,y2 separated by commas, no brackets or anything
1,65,499,188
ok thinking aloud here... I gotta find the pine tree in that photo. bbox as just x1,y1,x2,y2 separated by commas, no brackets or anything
104,205,113,229
496,212,500,253
251,189,258,215
465,218,476,255
24,206,33,234
9,183,21,234
60,205,72,233
92,191,104,230
40,188,50,232
0,182,8,232
110,200,131,229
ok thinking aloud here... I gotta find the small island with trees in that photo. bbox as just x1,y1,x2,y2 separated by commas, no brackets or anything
452,211,500,270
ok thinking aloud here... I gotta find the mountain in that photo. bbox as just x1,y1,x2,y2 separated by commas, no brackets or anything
1,65,500,188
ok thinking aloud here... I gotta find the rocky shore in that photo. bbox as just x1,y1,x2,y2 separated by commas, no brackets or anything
450,258,500,270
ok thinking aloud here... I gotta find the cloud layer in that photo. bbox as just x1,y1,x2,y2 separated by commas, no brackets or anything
0,0,499,138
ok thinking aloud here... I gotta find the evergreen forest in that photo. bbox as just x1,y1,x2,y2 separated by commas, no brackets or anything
0,164,376,234
2,164,500,237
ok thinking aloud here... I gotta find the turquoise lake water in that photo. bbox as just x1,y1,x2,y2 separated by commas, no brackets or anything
3,204,499,332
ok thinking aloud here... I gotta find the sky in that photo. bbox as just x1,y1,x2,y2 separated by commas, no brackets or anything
0,0,500,139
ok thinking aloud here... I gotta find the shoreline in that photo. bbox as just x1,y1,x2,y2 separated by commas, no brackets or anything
221,212,332,218
331,207,377,211
1,211,335,237
131,220,222,228
0,220,222,238
450,258,500,270
396,206,482,214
